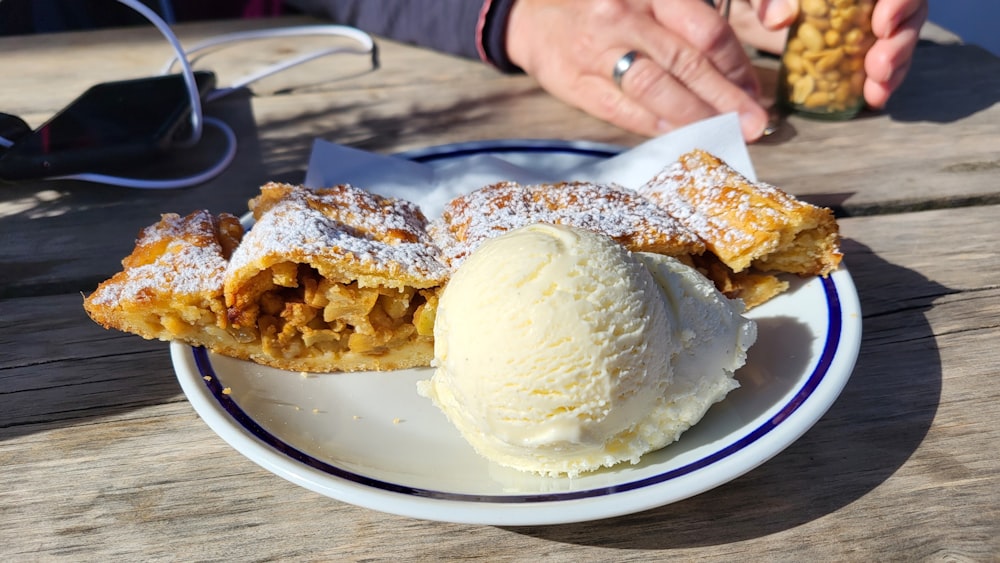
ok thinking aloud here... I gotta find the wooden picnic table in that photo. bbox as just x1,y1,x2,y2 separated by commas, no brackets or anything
2,16,998,561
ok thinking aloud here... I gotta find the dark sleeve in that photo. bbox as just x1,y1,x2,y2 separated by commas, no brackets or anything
479,0,522,73
285,0,523,73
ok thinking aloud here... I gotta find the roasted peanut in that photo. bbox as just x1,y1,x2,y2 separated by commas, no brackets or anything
802,0,829,17
798,22,826,51
840,6,860,25
805,16,831,31
817,48,844,72
784,51,804,74
834,81,853,104
825,29,841,47
792,75,816,104
805,92,831,108
801,57,819,78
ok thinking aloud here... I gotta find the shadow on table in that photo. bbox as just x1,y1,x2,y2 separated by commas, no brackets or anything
0,91,272,300
0,92,276,437
254,87,545,160
886,42,1000,124
0,83,561,440
1,83,519,300
756,41,1000,147
506,239,945,548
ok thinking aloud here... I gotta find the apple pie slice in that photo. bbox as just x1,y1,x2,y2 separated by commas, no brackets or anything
224,182,448,372
429,180,706,269
638,149,842,308
83,210,248,358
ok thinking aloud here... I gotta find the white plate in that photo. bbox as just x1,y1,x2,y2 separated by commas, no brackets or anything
172,140,863,526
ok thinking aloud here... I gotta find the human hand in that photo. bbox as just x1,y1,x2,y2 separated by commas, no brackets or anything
732,0,929,108
504,0,772,141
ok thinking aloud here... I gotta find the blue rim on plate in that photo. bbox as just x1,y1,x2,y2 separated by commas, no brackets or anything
173,139,862,524
400,138,624,165
189,275,842,504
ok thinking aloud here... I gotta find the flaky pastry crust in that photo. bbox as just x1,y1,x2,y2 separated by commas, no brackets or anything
223,183,448,372
429,180,706,269
639,149,842,275
639,149,842,308
84,150,844,371
83,210,249,357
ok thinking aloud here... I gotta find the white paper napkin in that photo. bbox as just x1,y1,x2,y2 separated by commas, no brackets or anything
304,112,754,219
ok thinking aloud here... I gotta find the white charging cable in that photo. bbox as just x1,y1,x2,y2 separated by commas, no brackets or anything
0,0,375,189
161,24,377,103
119,0,204,148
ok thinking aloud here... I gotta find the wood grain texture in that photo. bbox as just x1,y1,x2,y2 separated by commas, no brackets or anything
1,16,999,561
748,41,1000,216
3,206,999,560
0,17,634,300
3,19,999,299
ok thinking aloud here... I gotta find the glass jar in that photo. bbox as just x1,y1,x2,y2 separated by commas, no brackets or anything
777,0,876,120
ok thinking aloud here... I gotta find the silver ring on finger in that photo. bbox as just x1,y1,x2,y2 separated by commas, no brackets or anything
612,50,641,89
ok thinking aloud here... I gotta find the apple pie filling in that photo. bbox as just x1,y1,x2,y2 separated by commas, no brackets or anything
229,261,438,361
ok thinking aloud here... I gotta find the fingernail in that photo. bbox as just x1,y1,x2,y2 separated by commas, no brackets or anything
763,0,797,29
657,119,673,133
739,110,768,141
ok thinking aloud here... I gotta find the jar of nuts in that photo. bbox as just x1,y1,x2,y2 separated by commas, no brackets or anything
777,0,876,119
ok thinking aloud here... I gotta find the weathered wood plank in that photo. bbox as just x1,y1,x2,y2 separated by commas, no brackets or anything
2,205,999,559
2,19,999,299
750,41,1000,215
2,17,999,560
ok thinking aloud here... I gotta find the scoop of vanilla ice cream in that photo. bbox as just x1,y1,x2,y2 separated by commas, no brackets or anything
417,223,756,477
632,252,757,446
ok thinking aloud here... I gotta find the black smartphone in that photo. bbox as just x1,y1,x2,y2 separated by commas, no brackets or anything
0,70,216,181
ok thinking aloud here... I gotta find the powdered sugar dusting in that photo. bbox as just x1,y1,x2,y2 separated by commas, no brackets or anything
429,181,704,269
229,184,448,284
88,211,230,305
638,150,799,256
